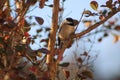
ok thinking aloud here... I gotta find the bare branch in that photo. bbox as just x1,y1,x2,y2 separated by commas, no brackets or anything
57,10,119,64
75,9,85,32
73,10,119,38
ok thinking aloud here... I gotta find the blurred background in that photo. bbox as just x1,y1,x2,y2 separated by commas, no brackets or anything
26,0,120,79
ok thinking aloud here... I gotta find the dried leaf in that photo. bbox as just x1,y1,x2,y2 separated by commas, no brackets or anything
40,39,48,43
76,57,83,63
30,0,37,6
98,38,102,42
103,33,108,37
24,32,30,37
112,33,119,43
81,70,93,79
90,1,98,11
39,0,46,8
83,51,88,56
99,15,105,21
83,10,92,15
35,17,44,25
45,28,51,31
31,40,35,44
114,26,120,31
83,21,92,27
58,62,70,67
37,52,42,57
37,48,50,54
63,70,70,79
106,0,113,9
4,35,10,40
36,29,42,33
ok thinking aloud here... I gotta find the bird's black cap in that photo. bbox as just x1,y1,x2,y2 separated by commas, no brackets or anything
66,18,74,23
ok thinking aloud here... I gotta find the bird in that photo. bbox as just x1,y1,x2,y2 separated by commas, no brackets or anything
58,17,79,48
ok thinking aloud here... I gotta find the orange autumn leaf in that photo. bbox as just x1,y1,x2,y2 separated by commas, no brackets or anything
111,33,120,43
90,1,98,11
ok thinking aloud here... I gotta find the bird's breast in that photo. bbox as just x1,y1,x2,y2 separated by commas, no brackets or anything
59,26,74,40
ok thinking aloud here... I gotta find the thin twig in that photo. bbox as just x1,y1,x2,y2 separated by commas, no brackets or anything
73,10,119,38
75,9,85,32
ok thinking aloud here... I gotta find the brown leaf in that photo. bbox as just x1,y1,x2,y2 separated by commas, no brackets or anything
103,33,108,37
37,52,42,57
37,48,50,54
30,0,37,6
98,38,102,42
39,0,46,8
81,70,93,79
63,70,70,79
45,28,51,31
114,26,120,31
83,10,92,15
106,0,113,9
83,51,88,56
99,15,105,21
31,40,35,44
76,57,83,63
40,39,48,43
83,21,92,27
36,29,42,33
112,33,119,43
35,17,44,25
90,1,98,11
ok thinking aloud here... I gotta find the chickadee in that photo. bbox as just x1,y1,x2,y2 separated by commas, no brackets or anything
58,17,79,48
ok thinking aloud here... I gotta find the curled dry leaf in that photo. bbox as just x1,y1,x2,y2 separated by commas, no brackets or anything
35,17,44,25
40,39,48,43
81,70,93,79
106,0,113,9
98,38,102,42
112,33,120,43
99,15,105,21
83,10,92,15
103,33,108,37
62,69,70,79
37,48,50,54
83,21,92,27
114,25,120,31
37,52,42,57
83,51,88,56
39,0,46,8
90,1,98,11
36,29,42,33
76,57,83,63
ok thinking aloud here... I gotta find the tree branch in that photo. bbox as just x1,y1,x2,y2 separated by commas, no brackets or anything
57,10,119,63
46,0,59,80
73,10,119,38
